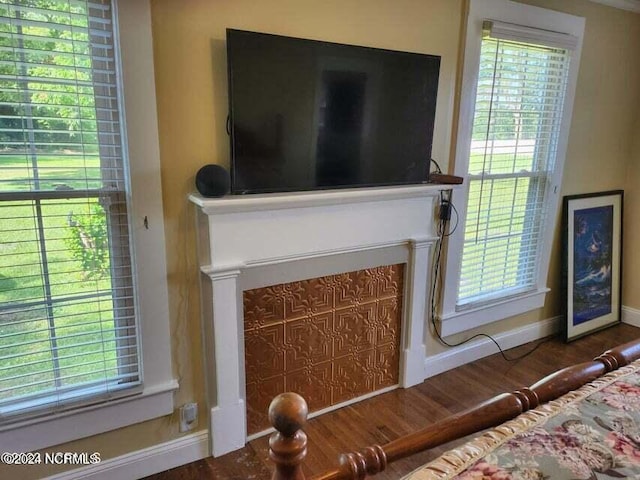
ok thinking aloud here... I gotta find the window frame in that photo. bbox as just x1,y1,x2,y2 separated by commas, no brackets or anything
0,0,176,452
439,0,585,336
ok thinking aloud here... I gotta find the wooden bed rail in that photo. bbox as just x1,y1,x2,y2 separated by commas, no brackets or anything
268,338,640,480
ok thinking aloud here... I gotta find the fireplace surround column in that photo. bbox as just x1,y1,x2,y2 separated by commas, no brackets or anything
402,238,433,387
200,266,246,455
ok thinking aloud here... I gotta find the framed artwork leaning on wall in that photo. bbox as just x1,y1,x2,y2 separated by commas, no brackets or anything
562,190,623,342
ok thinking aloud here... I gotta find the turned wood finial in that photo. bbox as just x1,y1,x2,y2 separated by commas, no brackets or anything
269,392,309,480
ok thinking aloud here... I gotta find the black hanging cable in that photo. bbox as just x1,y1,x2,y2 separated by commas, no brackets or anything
438,190,460,237
430,158,443,175
443,201,459,237
430,193,549,362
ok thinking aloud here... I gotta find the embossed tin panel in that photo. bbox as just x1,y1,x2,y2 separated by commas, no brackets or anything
243,264,403,434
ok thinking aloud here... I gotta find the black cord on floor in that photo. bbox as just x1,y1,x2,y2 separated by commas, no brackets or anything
430,193,549,362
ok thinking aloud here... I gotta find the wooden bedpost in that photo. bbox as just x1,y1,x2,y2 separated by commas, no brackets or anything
269,392,309,480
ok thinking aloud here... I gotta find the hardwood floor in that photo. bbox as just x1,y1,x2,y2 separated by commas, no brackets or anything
144,323,640,480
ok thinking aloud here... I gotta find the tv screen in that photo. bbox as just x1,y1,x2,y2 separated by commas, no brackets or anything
227,29,440,194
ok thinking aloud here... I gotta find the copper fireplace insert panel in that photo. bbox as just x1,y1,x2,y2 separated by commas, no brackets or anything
243,264,404,434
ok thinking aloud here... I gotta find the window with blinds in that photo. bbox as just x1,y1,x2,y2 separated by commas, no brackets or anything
0,0,140,421
457,23,573,308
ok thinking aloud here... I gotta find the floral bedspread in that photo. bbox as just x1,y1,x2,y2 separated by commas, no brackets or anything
404,361,640,480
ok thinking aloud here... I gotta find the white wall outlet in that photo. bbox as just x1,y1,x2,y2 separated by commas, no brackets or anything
179,402,198,432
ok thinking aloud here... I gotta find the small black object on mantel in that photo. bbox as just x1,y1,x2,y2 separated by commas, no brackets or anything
195,164,230,197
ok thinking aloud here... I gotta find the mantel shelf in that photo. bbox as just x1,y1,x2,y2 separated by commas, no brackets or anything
189,183,456,214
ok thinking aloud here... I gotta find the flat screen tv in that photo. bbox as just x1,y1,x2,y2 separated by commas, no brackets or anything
226,29,441,194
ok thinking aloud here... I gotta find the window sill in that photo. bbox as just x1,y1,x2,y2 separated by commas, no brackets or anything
1,379,178,453
439,288,550,336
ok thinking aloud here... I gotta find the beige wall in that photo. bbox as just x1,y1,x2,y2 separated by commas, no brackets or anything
623,112,640,308
4,1,640,478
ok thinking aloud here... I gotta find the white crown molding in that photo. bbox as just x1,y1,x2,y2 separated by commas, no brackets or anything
588,0,640,13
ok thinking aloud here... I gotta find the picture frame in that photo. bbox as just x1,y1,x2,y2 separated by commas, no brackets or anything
562,190,623,342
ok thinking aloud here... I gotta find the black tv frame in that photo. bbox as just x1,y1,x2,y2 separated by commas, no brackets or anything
226,29,441,195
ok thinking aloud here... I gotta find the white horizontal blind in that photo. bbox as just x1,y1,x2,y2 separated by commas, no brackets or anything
0,0,140,422
457,28,571,307
486,20,579,50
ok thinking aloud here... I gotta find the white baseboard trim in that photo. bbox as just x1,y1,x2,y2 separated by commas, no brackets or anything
424,316,562,379
622,305,640,327
45,430,209,480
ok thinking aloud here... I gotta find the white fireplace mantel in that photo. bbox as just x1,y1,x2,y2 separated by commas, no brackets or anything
190,184,446,457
